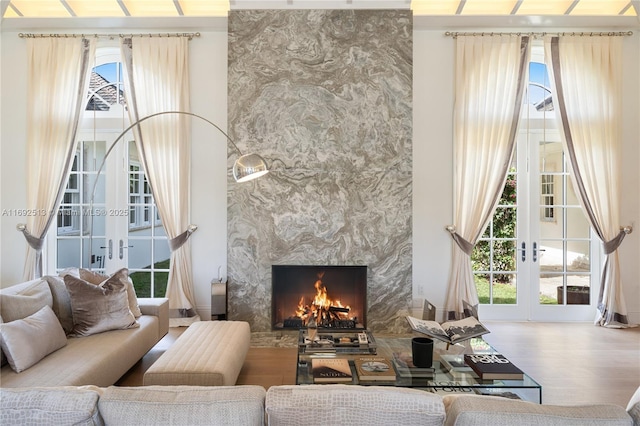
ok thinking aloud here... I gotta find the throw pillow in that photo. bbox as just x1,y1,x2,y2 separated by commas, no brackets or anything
42,276,74,334
0,315,5,367
64,269,139,337
0,278,53,323
0,305,67,373
79,268,142,318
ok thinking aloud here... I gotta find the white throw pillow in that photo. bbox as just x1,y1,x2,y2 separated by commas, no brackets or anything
0,305,67,373
0,279,53,323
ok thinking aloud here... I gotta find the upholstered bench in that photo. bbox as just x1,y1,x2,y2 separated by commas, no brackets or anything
143,321,250,386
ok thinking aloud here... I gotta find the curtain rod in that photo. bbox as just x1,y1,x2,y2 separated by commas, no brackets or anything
18,32,200,40
444,31,633,38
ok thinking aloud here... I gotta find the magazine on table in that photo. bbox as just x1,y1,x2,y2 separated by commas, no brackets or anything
406,315,490,345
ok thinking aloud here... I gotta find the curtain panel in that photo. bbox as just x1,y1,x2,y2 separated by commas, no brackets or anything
544,36,633,328
21,37,96,280
121,37,200,326
444,35,530,320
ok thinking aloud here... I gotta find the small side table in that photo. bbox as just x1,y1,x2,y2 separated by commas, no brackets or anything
211,281,227,320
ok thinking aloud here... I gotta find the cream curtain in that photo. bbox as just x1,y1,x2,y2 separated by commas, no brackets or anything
21,38,96,280
121,37,200,326
544,36,633,328
444,35,530,320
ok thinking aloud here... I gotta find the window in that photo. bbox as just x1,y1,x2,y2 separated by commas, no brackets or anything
540,174,555,221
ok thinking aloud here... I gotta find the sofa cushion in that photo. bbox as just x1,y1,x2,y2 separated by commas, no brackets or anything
1,314,160,388
627,385,640,426
443,394,633,426
64,269,138,337
79,268,142,318
98,385,266,426
0,278,55,367
43,275,74,334
0,386,103,425
0,305,67,373
0,278,53,323
265,384,446,426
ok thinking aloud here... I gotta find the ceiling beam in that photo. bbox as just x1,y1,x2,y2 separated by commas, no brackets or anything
60,0,76,17
173,0,184,16
117,0,131,17
510,0,523,15
565,0,580,15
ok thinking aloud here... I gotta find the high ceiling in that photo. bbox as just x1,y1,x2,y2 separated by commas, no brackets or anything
2,0,638,18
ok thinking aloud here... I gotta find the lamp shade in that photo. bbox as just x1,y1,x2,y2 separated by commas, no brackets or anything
233,153,269,182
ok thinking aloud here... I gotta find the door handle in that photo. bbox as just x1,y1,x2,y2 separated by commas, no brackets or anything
99,240,113,260
533,242,545,263
119,239,133,260
521,242,526,262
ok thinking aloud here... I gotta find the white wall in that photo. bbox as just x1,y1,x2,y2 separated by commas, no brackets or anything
412,30,454,313
1,22,639,324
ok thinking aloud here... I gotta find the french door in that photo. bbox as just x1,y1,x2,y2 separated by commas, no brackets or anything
476,47,598,321
46,48,169,298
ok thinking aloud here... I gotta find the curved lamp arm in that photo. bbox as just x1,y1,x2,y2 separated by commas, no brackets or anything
91,110,268,198
88,110,269,268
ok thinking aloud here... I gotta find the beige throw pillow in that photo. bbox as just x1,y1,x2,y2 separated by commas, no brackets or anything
42,276,74,334
0,279,53,323
64,268,139,337
78,268,142,318
0,305,67,373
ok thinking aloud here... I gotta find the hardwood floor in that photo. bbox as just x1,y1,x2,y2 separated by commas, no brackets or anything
117,321,640,407
482,321,640,407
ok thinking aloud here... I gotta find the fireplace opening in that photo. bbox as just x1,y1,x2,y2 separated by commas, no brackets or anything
272,265,367,330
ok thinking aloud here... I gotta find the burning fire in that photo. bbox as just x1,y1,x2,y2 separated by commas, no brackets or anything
294,272,351,326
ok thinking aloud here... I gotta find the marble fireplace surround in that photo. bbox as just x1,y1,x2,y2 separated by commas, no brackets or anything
227,9,413,334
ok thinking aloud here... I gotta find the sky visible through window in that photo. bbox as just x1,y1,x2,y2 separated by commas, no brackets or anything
94,62,119,84
528,62,551,105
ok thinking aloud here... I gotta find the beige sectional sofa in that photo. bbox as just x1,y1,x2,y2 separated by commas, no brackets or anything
0,274,169,388
1,384,639,426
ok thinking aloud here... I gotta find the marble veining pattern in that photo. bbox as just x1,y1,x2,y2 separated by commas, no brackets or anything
227,10,413,333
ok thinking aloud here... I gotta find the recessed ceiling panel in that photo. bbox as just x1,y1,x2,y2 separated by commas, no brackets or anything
411,0,459,15
122,0,178,16
9,0,72,17
178,0,229,16
461,0,519,15
571,0,631,15
66,0,125,17
516,0,575,15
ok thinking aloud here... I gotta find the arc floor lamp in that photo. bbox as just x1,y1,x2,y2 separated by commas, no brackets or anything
88,110,269,267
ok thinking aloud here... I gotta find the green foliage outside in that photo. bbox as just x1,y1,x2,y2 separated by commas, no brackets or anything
471,171,517,284
130,259,170,298
474,275,557,305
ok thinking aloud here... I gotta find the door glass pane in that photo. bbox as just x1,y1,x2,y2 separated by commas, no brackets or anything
493,273,516,304
130,271,151,298
566,207,590,238
57,239,80,269
567,240,590,272
129,239,151,270
154,271,169,298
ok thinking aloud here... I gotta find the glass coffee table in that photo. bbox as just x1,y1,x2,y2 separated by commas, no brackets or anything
296,330,542,403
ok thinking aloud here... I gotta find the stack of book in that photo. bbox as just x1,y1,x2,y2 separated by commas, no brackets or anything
391,352,435,379
439,354,474,379
311,358,353,383
354,356,396,382
463,354,524,380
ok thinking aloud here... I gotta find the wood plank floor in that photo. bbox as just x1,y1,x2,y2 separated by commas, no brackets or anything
117,321,640,408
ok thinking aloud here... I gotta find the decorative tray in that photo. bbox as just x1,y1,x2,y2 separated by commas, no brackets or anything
297,329,377,354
